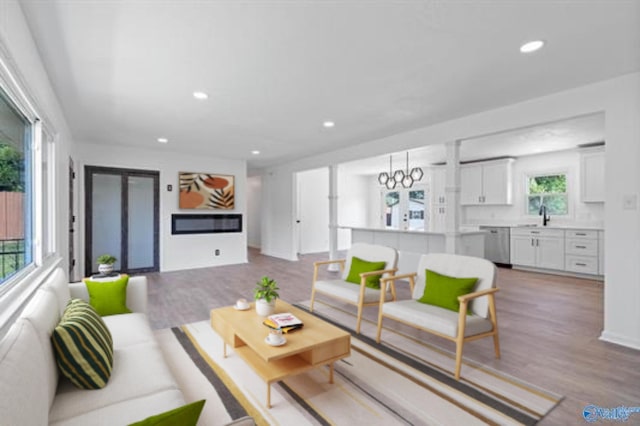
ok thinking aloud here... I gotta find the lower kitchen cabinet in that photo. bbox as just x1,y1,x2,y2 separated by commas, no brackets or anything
510,228,565,270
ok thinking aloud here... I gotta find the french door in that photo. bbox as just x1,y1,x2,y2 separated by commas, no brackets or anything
84,166,159,276
381,186,427,231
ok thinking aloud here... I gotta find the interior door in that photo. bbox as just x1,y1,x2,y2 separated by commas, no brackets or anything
85,166,159,276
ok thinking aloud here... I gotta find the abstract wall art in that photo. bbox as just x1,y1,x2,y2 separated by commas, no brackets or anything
178,172,235,210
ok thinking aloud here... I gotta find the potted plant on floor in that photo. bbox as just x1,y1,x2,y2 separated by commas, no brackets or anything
254,276,279,317
96,254,117,275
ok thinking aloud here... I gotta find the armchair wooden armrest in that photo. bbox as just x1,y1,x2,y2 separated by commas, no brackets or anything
380,272,417,284
359,268,398,278
313,259,346,267
457,287,499,303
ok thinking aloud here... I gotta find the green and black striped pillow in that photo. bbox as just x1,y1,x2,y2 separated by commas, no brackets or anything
51,298,114,389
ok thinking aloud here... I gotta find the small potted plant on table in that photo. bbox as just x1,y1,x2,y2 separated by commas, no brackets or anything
254,276,279,317
96,254,117,276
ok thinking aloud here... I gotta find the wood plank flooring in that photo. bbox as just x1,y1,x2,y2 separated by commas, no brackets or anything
145,248,640,426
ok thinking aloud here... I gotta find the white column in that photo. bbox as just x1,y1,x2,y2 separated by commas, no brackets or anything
445,141,462,253
328,165,340,271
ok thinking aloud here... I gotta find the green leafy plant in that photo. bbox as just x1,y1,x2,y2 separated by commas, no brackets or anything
96,254,117,265
254,276,279,303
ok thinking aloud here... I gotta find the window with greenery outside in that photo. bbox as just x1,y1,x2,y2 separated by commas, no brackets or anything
527,174,567,215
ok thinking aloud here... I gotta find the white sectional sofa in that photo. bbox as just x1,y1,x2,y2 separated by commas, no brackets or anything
0,266,252,425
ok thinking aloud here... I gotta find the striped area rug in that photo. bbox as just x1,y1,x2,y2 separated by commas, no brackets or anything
155,302,562,426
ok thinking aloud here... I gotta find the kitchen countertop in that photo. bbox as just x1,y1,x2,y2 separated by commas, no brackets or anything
341,226,486,236
465,223,604,231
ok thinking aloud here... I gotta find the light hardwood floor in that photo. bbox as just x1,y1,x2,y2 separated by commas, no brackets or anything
146,248,640,425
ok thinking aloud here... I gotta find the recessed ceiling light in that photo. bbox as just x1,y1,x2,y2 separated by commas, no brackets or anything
193,91,208,100
323,121,335,128
251,150,260,155
520,40,545,54
157,137,168,143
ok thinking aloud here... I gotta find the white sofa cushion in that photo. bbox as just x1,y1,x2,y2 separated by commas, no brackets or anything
50,341,182,423
0,319,50,425
103,312,156,350
40,268,72,316
49,389,185,426
315,279,395,304
20,289,62,408
382,300,494,338
69,276,148,314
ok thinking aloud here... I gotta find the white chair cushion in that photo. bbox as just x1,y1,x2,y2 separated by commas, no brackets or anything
382,300,494,338
315,279,394,304
413,253,496,317
0,319,49,426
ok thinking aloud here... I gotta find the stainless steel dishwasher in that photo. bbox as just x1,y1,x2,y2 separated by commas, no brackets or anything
479,226,511,266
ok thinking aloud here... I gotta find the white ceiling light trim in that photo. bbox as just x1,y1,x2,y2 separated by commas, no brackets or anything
520,40,545,53
251,150,260,155
157,137,168,143
323,121,335,128
193,91,209,100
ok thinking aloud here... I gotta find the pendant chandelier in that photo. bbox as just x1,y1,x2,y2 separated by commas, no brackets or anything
378,152,424,189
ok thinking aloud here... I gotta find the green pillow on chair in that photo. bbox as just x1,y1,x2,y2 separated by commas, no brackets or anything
417,269,478,312
345,256,387,289
84,274,132,316
128,399,206,426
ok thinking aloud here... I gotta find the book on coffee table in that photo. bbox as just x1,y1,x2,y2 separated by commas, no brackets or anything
263,312,304,333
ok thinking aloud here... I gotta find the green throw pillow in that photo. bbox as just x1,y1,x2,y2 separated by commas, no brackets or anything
84,274,132,316
128,400,206,426
51,299,114,389
417,269,478,313
345,256,387,289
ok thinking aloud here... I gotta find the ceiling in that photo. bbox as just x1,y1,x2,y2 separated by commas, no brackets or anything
19,1,640,170
341,112,605,176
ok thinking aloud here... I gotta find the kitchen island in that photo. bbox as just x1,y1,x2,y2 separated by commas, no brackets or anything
342,227,486,275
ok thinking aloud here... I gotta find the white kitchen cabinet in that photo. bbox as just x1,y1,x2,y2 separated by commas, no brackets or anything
510,228,565,270
461,159,514,205
581,148,605,203
564,229,600,275
431,205,447,232
430,167,447,205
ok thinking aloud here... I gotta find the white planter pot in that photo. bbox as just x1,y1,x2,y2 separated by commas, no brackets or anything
98,264,113,275
255,298,276,317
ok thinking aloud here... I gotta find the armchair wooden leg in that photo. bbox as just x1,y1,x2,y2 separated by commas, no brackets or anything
355,301,364,334
454,339,465,380
493,332,501,359
376,314,383,343
309,287,316,312
488,294,500,358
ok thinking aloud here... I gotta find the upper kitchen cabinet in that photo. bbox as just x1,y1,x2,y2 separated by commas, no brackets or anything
580,148,605,203
460,158,514,205
430,166,447,205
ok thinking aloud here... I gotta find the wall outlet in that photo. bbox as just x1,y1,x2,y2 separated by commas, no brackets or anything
623,194,638,210
215,249,220,256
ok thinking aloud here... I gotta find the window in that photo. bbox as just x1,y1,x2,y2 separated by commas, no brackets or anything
526,173,568,215
0,91,32,284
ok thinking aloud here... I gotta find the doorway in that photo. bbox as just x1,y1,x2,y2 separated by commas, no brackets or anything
381,185,427,231
84,166,160,276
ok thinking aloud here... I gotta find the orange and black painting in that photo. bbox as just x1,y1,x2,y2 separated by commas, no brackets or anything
178,172,235,209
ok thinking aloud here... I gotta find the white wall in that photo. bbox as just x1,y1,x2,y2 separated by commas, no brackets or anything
337,171,371,249
260,73,640,350
462,149,604,226
296,168,329,254
247,175,262,249
77,143,247,273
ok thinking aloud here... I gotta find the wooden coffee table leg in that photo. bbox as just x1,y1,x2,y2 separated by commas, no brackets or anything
267,383,271,408
329,363,334,384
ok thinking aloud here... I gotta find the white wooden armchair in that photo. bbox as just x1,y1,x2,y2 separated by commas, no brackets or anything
310,243,398,333
376,253,499,380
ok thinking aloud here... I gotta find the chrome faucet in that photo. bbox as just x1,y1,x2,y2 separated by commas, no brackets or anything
539,205,550,226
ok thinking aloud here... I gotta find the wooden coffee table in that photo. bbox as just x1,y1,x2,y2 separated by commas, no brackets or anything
210,300,351,408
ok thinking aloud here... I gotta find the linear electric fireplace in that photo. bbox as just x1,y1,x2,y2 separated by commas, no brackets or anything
171,214,243,235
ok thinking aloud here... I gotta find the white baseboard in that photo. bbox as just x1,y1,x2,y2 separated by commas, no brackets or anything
599,330,640,351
